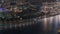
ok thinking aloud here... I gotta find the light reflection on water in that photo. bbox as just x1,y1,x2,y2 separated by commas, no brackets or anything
43,16,47,31
41,15,60,34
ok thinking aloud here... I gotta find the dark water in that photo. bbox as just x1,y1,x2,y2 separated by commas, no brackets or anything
0,15,60,34
1,23,42,34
